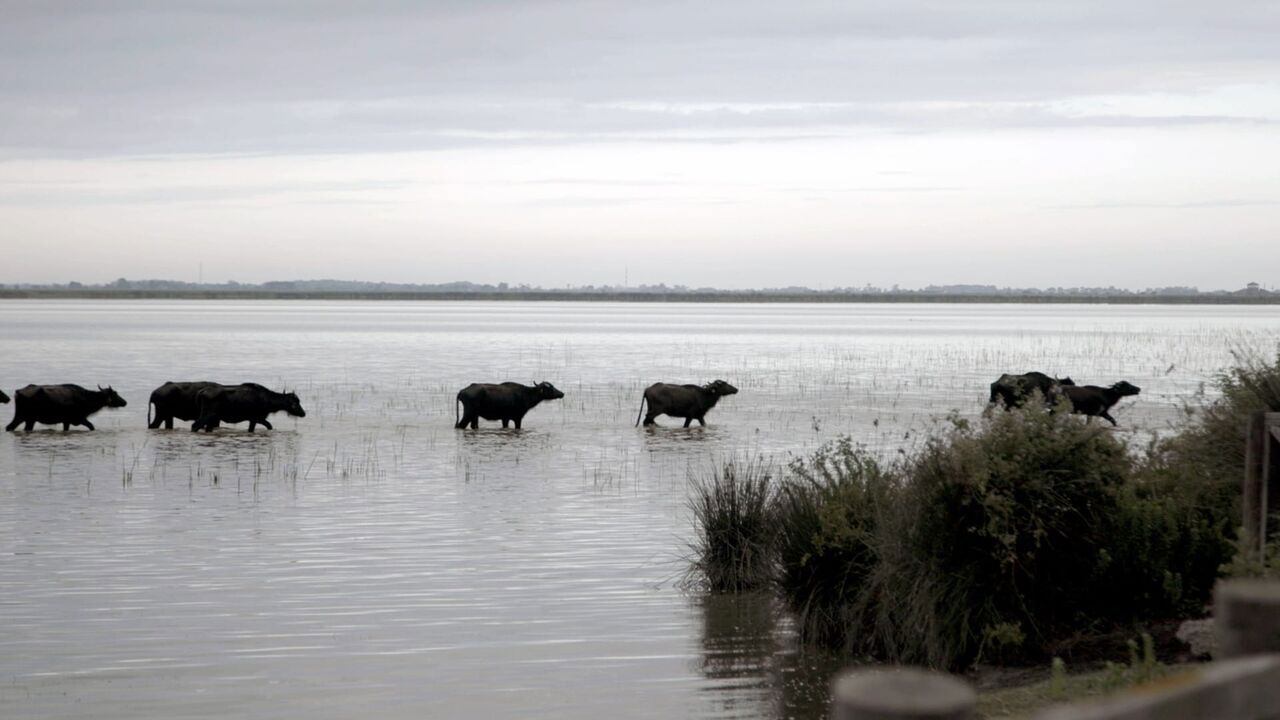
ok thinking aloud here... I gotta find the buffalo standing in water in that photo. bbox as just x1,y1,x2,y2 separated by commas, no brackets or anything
455,381,564,429
0,389,8,404
1060,381,1142,426
148,381,226,429
191,383,306,433
636,380,738,427
5,384,127,432
989,371,1075,409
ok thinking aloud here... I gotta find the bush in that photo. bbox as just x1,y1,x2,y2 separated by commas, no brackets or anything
685,353,1274,670
686,457,778,593
863,407,1133,668
772,437,895,648
1141,348,1280,524
1133,347,1280,591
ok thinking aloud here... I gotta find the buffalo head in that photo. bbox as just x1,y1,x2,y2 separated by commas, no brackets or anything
0,389,9,404
534,381,565,401
1112,381,1141,397
704,379,738,396
99,385,127,408
1057,377,1076,386
284,392,307,417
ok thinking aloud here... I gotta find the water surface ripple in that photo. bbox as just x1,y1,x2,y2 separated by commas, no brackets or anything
1,300,1276,719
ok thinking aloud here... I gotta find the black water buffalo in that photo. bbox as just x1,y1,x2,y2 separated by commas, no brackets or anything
191,383,306,433
0,389,8,404
1059,381,1141,426
989,371,1075,409
636,379,738,427
455,381,564,429
5,384,127,432
149,381,226,429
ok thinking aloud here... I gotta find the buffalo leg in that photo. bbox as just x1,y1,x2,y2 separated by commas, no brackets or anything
4,417,18,432
1100,411,1118,427
501,419,509,428
643,414,657,426
24,420,35,432
63,423,70,431
683,417,692,428
260,418,273,430
697,417,706,427
455,416,469,429
165,417,174,430
514,418,522,429
80,419,95,431
248,421,256,433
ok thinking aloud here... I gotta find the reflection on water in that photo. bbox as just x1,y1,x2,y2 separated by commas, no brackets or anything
696,593,842,720
0,300,1277,719
699,593,780,717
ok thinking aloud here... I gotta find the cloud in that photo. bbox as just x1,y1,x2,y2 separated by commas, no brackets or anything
1,2,1278,157
0,179,410,206
1052,199,1280,210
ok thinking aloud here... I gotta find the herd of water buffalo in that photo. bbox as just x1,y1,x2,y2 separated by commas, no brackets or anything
0,372,1139,433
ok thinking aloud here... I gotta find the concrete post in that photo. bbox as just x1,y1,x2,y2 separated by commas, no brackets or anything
1216,579,1280,659
831,666,976,720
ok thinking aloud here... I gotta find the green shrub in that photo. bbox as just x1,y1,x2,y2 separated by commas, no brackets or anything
686,457,778,593
1221,525,1280,579
864,407,1133,668
1134,346,1280,590
684,353,1273,671
1141,348,1280,523
772,437,895,648
1103,480,1232,619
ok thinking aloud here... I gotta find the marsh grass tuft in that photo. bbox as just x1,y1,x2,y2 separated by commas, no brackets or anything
773,437,895,647
685,456,778,593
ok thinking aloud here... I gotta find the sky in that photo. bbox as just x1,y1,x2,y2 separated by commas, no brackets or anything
1,1,1278,289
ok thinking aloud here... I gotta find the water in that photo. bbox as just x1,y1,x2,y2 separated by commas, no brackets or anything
0,300,1276,719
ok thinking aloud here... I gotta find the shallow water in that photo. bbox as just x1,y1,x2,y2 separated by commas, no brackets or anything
0,300,1276,719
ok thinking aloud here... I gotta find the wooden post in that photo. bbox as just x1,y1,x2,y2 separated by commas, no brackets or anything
831,667,976,720
1215,579,1280,659
1264,413,1280,550
1244,412,1266,557
1244,412,1280,557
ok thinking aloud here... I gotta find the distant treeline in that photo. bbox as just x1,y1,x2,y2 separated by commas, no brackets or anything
2,288,1278,304
0,278,1274,303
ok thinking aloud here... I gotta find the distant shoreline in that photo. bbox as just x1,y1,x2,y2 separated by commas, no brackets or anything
1,289,1277,304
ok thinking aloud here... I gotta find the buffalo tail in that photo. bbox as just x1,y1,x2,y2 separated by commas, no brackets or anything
634,394,646,427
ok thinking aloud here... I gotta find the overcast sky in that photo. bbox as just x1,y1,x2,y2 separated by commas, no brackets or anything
2,1,1278,289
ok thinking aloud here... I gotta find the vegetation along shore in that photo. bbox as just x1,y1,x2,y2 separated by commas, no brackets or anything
686,349,1280,700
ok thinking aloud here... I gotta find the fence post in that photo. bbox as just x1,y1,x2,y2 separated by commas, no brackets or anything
1216,579,1280,659
1244,412,1266,557
831,667,976,720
